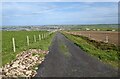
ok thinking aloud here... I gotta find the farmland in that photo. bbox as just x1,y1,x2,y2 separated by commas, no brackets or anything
60,24,119,31
66,31,119,46
2,31,55,66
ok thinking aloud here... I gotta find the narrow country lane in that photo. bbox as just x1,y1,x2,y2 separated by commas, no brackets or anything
35,32,118,77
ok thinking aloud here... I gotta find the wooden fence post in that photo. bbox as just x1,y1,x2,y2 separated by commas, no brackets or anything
39,34,41,41
105,36,108,43
34,35,36,42
12,37,16,52
27,36,29,46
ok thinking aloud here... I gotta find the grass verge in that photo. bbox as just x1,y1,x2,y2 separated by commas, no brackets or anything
63,32,119,68
2,33,55,66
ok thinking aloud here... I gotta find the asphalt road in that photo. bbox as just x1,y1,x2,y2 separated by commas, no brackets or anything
35,32,118,77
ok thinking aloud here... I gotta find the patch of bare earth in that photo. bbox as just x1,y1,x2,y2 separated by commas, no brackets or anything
66,31,119,46
2,49,49,77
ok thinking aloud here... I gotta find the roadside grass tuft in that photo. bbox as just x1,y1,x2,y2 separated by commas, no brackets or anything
59,39,71,57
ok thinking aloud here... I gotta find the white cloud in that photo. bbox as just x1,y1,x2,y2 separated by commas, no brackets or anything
2,2,58,17
2,2,118,25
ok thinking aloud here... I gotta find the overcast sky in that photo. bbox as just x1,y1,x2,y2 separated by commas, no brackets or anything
2,2,118,26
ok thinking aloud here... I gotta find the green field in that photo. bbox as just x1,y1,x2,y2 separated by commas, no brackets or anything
63,32,119,68
2,31,55,66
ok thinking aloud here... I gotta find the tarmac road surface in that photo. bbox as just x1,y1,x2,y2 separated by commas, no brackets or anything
35,32,118,77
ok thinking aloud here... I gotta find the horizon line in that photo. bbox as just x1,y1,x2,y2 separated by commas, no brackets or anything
2,23,118,27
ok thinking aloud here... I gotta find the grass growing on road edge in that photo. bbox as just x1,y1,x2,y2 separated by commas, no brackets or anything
58,39,71,57
2,33,55,66
63,32,119,68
